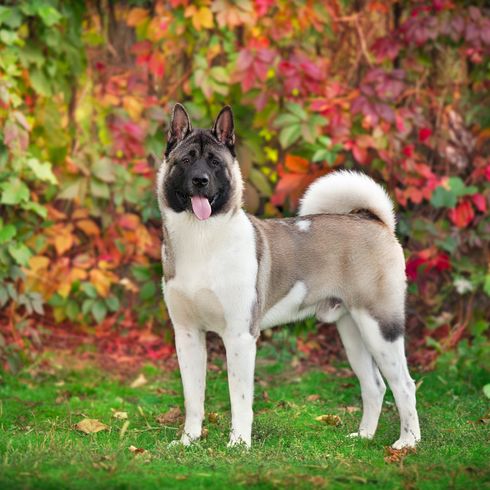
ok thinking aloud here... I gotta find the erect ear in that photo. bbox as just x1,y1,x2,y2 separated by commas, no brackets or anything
168,103,192,144
212,106,235,147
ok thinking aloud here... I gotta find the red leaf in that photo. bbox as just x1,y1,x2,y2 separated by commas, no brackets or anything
448,201,475,228
284,155,309,173
418,127,432,143
471,193,487,212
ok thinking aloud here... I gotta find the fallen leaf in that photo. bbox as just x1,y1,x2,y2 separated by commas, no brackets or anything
344,406,360,414
262,391,270,401
307,394,320,402
75,418,109,434
315,414,342,426
128,445,147,455
130,373,148,388
384,446,415,464
201,427,209,438
156,406,182,425
112,410,128,420
208,412,219,424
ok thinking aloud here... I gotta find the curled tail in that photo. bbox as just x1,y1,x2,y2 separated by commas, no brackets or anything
298,170,396,234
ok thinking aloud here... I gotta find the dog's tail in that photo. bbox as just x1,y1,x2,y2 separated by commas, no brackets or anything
298,170,396,234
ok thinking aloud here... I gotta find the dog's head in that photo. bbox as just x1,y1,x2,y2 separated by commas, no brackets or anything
158,104,242,220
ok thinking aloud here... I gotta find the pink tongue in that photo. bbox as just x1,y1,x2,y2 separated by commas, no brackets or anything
191,196,212,220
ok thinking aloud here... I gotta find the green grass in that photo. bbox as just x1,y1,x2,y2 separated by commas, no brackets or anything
0,343,488,490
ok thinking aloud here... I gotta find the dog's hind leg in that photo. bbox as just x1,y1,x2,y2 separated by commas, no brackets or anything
350,309,421,449
173,325,207,446
222,331,257,448
336,313,386,439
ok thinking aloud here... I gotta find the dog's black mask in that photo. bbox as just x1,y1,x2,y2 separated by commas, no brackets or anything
163,104,236,219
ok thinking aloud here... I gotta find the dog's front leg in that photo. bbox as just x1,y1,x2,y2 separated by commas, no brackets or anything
223,331,257,448
174,326,207,445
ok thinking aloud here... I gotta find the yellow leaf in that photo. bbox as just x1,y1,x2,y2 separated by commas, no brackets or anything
112,410,128,420
315,414,342,426
186,5,214,30
75,418,109,434
89,269,118,298
123,96,143,121
54,231,74,255
28,255,50,273
127,7,148,27
76,219,100,236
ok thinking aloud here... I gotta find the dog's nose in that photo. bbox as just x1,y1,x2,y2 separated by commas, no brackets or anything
192,175,209,188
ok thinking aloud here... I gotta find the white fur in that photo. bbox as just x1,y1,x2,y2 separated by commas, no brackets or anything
295,219,311,232
163,208,258,446
299,170,396,233
349,308,421,448
260,281,316,329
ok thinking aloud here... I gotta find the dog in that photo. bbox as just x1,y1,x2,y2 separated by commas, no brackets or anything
157,103,421,450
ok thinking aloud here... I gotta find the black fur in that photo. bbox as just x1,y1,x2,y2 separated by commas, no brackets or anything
164,129,234,217
378,318,405,342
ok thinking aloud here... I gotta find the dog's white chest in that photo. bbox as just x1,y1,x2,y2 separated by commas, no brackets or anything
163,210,258,333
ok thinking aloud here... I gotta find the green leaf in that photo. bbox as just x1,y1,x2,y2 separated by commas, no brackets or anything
90,179,110,199
105,295,120,312
21,201,47,218
274,114,300,128
140,281,156,301
27,158,58,185
0,7,22,29
430,186,457,209
29,69,52,96
285,103,307,120
66,299,80,321
92,158,115,183
1,177,30,205
483,384,490,399
92,300,107,324
37,5,62,27
8,242,32,266
0,224,16,244
0,29,19,45
279,124,302,148
249,168,272,197
81,282,98,299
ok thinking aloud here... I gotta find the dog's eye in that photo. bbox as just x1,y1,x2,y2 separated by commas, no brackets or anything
212,159,220,167
182,158,190,165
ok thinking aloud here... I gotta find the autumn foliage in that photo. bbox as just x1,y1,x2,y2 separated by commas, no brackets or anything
0,0,488,370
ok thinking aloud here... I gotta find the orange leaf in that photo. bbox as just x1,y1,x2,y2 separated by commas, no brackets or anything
285,154,310,174
76,219,100,236
185,5,214,30
54,230,75,255
127,8,148,27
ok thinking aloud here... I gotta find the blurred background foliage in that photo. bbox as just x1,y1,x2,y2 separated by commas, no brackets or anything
0,0,488,372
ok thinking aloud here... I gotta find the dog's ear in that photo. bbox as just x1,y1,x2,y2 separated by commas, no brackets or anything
212,106,235,149
168,103,192,145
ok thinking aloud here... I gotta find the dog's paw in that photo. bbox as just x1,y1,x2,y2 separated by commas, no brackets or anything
391,436,419,450
347,430,374,440
168,433,199,448
227,435,251,449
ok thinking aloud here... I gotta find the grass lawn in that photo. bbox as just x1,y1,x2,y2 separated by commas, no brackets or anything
0,340,488,489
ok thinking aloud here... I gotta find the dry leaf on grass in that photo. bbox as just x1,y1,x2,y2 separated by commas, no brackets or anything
112,410,128,420
344,406,360,414
208,412,219,424
384,446,416,464
155,406,182,425
75,418,109,434
307,394,320,402
130,373,148,388
315,414,342,426
128,445,147,455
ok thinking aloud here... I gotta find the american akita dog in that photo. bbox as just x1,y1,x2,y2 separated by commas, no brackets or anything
157,103,421,450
